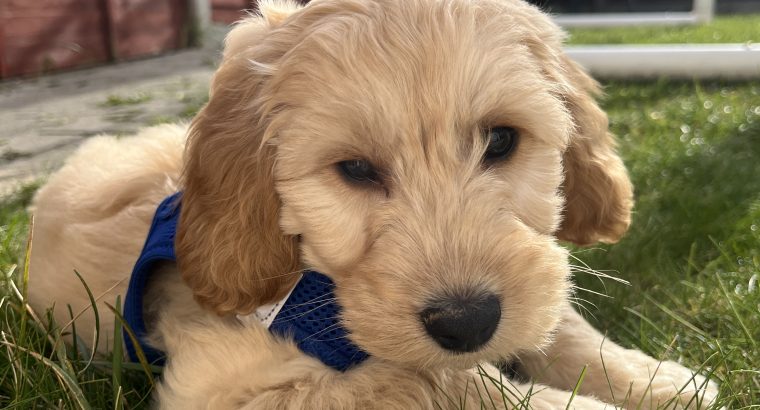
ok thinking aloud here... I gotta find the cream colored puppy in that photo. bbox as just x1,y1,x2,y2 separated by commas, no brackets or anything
28,0,718,408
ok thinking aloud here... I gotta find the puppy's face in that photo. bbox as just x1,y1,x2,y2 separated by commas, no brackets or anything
272,1,572,368
178,0,633,370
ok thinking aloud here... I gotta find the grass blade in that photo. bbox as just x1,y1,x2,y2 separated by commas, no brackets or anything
565,364,588,410
112,295,124,410
104,302,156,387
1,340,92,410
72,269,101,374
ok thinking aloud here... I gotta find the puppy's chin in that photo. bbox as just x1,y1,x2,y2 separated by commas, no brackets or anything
418,341,532,371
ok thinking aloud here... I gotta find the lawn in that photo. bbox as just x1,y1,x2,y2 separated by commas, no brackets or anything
572,80,760,408
1,14,759,409
563,15,760,408
566,13,759,44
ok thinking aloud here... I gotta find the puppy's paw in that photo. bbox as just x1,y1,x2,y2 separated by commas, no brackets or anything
626,358,719,409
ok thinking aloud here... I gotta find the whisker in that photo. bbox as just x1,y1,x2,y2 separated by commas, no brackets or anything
568,253,629,286
569,298,596,319
568,293,599,309
271,300,336,323
301,323,344,342
275,295,337,311
572,284,613,299
251,268,308,282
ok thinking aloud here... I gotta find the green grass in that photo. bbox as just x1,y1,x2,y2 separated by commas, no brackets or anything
568,80,760,408
101,92,152,107
148,90,209,126
567,13,760,44
564,20,760,407
0,184,156,408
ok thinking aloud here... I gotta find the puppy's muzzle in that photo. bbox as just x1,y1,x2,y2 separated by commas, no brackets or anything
420,292,501,353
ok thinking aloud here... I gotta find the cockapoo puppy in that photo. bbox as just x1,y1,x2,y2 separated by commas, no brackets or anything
28,0,718,408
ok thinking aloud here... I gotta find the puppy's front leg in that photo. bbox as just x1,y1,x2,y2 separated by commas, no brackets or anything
156,318,446,409
518,304,719,409
240,361,612,410
156,319,609,409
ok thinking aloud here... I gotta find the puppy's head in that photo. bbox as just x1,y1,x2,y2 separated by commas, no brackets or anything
177,0,632,369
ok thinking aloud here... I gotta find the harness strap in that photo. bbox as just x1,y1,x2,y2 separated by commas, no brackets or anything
123,193,369,371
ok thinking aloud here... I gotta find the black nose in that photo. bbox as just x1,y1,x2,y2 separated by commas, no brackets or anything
419,292,501,353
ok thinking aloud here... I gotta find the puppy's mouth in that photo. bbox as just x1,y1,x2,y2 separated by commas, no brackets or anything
419,291,502,354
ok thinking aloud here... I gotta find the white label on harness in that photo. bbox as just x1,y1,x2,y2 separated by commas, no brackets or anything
236,274,301,329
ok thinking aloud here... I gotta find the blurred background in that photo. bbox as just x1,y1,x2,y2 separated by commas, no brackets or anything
1,0,758,79
531,0,758,13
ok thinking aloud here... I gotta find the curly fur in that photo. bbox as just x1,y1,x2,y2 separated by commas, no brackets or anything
28,0,715,408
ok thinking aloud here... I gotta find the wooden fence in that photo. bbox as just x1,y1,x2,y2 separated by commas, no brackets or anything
0,0,189,78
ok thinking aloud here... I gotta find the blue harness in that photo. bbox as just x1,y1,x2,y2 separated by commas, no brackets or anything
123,193,369,371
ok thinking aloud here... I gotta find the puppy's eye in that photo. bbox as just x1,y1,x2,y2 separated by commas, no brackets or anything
337,159,380,184
483,126,519,163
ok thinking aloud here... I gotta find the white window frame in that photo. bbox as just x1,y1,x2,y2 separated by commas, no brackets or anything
554,0,715,27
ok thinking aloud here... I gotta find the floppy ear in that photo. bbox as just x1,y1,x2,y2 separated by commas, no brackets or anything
523,19,634,246
553,56,634,246
176,1,303,315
